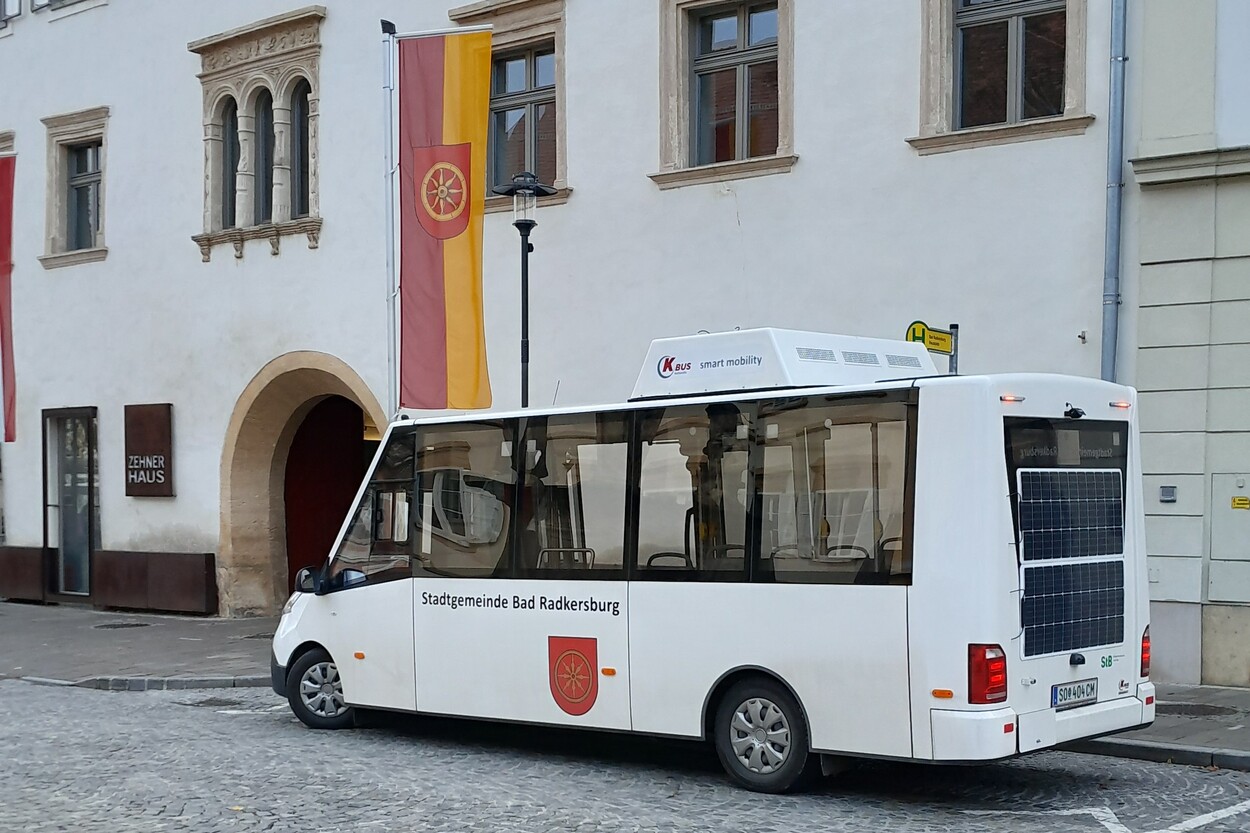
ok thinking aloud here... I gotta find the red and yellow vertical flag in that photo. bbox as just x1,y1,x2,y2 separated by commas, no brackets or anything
397,31,493,410
0,153,15,442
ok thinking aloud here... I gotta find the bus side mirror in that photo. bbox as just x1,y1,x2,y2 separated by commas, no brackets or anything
295,567,316,594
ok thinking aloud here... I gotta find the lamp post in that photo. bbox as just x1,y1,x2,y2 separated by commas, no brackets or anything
492,171,557,408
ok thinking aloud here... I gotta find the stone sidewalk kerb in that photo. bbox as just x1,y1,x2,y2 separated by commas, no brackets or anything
3,601,1248,772
0,600,277,691
21,674,271,691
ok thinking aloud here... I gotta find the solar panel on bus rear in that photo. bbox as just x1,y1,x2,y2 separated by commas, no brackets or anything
1018,470,1124,561
1017,469,1127,658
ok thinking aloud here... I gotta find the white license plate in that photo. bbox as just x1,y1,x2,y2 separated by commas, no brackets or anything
1052,678,1098,710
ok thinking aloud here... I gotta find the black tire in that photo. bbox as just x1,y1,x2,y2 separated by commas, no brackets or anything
713,677,817,793
286,647,355,730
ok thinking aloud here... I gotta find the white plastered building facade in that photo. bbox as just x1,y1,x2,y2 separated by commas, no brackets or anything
0,2,1138,631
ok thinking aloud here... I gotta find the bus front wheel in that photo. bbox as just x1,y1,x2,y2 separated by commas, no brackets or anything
713,677,817,793
287,648,355,730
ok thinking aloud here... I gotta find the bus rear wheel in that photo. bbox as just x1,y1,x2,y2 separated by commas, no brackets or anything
287,648,355,730
713,677,816,793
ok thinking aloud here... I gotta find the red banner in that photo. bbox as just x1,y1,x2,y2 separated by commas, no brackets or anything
397,32,492,410
548,636,598,716
0,154,15,443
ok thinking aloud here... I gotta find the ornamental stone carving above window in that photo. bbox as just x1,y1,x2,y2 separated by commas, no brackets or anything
188,5,324,261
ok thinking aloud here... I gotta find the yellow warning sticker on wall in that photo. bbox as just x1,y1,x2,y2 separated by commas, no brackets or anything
1232,496,1250,510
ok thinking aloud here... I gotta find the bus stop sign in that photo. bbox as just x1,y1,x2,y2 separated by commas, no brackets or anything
907,321,954,356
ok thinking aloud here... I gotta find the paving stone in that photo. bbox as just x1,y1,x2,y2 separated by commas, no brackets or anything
3,680,1250,833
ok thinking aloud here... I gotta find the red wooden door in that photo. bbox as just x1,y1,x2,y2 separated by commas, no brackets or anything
284,397,366,593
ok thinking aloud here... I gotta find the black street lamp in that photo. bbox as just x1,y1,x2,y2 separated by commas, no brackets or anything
492,171,557,409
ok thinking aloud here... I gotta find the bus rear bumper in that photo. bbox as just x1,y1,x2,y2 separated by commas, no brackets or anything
931,707,1019,761
1018,688,1155,753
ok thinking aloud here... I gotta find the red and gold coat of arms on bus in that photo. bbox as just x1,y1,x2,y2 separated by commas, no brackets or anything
548,636,598,716
412,143,471,240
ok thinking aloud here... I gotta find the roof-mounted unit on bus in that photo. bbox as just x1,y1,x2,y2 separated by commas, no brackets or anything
629,328,939,400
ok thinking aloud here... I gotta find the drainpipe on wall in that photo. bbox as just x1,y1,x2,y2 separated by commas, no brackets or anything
1101,0,1129,382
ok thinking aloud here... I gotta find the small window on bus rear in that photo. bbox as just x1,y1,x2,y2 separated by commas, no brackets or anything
1003,417,1129,560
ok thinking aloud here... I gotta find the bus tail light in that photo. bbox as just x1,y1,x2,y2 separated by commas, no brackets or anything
969,644,1008,704
1141,626,1151,678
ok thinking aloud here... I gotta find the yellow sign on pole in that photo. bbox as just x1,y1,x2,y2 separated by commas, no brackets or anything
1233,496,1250,510
906,320,954,356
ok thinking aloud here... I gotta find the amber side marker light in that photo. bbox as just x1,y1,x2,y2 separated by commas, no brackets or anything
1110,401,1132,409
601,668,617,677
354,652,366,660
1000,395,1026,403
931,689,954,699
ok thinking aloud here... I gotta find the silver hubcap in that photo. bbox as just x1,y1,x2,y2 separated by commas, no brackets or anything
299,661,347,718
729,697,791,774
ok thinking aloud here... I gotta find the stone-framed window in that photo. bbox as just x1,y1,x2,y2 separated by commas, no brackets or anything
448,0,571,213
39,106,109,270
31,0,109,20
0,0,20,28
651,0,796,190
188,6,324,262
908,0,1092,155
488,44,557,190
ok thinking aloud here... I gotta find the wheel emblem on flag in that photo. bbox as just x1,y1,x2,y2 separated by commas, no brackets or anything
410,143,473,240
420,162,468,223
548,636,598,716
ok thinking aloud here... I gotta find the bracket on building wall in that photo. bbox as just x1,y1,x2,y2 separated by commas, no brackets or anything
191,217,323,262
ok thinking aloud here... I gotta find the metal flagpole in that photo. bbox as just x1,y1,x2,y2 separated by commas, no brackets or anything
381,20,398,418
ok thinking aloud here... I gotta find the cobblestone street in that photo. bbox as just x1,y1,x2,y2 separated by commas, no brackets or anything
2,680,1248,833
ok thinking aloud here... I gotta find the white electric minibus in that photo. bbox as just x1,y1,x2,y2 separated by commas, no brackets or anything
272,329,1154,792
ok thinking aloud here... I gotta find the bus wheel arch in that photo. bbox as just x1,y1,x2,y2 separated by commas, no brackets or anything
284,640,330,673
701,666,811,744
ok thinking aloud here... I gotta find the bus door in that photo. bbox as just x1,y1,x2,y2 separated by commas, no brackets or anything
411,416,632,730
1005,417,1141,751
316,432,418,713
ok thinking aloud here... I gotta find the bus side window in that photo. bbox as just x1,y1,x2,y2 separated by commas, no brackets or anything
518,412,629,576
756,397,910,586
326,430,416,588
636,404,749,580
412,421,517,578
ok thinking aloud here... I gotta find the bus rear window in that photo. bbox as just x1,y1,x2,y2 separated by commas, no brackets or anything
1004,418,1128,477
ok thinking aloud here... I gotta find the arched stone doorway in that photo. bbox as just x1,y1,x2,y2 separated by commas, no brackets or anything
219,352,386,617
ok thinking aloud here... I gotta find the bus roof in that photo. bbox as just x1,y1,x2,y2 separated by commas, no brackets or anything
387,371,1133,430
629,328,938,400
